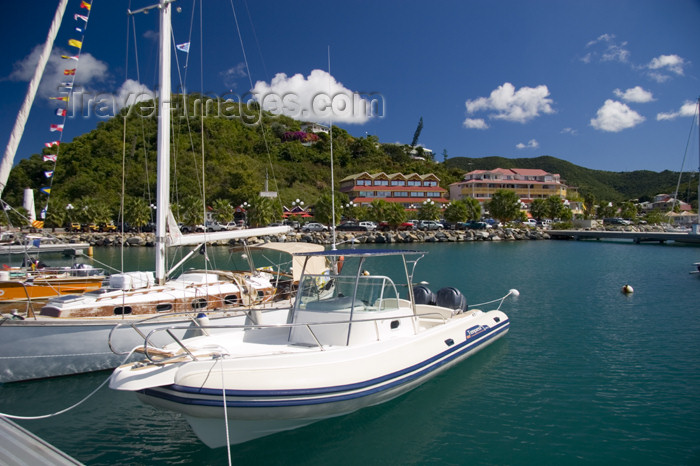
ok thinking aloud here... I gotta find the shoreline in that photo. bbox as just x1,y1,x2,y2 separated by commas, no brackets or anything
24,223,684,247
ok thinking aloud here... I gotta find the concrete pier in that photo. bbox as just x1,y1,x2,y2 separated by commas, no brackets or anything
548,230,700,245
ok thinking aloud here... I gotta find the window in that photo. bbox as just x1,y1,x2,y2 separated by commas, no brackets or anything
114,306,132,315
224,295,239,305
374,180,388,186
393,191,408,197
410,192,424,197
191,298,207,309
156,304,172,312
391,180,406,186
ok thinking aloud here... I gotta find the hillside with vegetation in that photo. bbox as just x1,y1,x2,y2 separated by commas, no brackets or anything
446,155,697,206
2,95,696,227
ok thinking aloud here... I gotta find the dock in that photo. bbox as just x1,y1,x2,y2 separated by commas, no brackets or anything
0,416,82,465
0,243,90,256
548,229,700,245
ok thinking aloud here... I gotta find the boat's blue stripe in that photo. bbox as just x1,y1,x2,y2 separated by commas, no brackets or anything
171,318,509,398
141,320,508,408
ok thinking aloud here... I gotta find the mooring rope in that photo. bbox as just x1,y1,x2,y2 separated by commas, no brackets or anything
0,348,137,420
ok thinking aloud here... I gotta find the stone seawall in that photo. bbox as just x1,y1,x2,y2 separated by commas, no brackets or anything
45,224,675,248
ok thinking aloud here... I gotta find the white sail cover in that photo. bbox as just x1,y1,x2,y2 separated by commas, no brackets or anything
0,0,69,197
167,225,292,247
256,242,326,281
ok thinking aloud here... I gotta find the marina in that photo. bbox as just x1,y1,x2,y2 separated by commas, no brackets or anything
0,241,698,465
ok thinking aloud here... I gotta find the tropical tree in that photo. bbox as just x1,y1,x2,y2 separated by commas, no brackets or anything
247,195,279,227
417,199,441,220
463,197,482,221
312,193,343,226
180,195,204,227
124,196,151,231
443,201,468,223
367,199,390,223
545,195,565,220
618,201,637,220
74,197,113,224
596,202,616,219
530,198,548,221
487,190,521,223
212,198,235,223
383,202,407,227
411,116,423,148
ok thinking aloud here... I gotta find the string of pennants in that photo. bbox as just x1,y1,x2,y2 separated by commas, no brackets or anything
34,0,92,229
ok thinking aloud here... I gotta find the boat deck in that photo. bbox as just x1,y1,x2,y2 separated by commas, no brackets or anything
0,416,83,465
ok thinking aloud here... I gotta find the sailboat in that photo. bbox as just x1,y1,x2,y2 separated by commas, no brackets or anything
0,1,304,383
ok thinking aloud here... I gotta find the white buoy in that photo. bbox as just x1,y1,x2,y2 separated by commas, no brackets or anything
622,284,634,294
509,289,520,297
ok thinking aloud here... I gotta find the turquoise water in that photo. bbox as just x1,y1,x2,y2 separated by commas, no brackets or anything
1,241,699,465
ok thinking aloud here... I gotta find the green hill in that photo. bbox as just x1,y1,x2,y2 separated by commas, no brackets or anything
3,99,697,224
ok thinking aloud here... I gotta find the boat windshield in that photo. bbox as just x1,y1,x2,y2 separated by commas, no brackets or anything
296,274,400,313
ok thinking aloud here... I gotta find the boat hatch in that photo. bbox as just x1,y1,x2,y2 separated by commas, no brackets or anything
156,303,172,312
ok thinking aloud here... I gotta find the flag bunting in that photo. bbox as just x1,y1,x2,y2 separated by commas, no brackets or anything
176,42,191,53
49,124,64,132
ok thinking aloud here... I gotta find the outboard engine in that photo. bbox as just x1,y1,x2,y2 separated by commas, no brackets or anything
436,287,468,313
413,285,436,305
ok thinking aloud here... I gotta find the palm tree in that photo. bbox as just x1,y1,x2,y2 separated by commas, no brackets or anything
180,195,204,227
248,195,279,227
463,197,482,221
384,202,407,227
125,197,151,231
212,199,235,224
487,190,521,223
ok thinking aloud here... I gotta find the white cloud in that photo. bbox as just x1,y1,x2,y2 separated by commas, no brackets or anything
464,82,554,124
647,54,687,75
590,99,645,132
516,139,539,149
463,118,489,130
561,127,578,135
251,69,377,124
613,86,654,103
656,100,697,121
143,30,158,41
115,79,155,109
220,63,248,88
583,33,630,64
646,54,688,82
8,45,108,98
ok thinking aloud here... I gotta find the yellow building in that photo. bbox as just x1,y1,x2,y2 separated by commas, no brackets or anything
449,168,572,203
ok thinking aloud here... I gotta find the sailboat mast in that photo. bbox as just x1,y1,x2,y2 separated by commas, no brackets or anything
0,0,69,198
697,97,700,231
155,0,172,285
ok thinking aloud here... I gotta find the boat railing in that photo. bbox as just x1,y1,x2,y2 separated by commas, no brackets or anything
134,311,443,364
0,280,39,319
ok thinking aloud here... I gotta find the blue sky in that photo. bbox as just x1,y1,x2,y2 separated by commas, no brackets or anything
1,0,699,174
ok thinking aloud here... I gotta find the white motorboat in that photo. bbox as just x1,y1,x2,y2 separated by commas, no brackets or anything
110,248,516,447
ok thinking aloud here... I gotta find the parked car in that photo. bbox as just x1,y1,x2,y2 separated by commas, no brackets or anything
522,219,537,227
337,222,370,232
465,221,491,230
204,221,225,232
378,221,415,231
66,222,81,232
81,223,99,233
99,222,117,233
301,222,328,233
224,222,242,230
603,217,631,226
358,221,377,231
418,220,443,231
